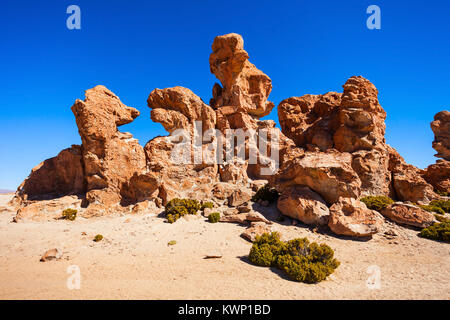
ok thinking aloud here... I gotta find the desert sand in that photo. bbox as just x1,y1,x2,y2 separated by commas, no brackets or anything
0,194,448,300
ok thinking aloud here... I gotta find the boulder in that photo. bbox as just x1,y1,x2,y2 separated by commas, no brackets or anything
227,188,252,207
328,197,384,237
220,211,271,224
381,203,435,228
277,185,330,225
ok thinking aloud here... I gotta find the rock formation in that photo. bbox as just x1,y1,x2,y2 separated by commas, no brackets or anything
11,33,447,240
277,76,437,203
430,111,450,161
422,110,450,194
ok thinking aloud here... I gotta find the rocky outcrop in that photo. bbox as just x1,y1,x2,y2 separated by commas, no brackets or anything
272,151,361,204
71,86,147,209
14,145,84,203
422,160,450,194
148,86,216,134
381,203,435,228
328,197,384,237
422,111,450,194
278,76,436,202
12,33,444,229
209,33,274,118
277,185,329,225
430,111,450,160
388,146,436,203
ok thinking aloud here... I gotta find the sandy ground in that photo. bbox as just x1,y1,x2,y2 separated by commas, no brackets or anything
0,194,449,300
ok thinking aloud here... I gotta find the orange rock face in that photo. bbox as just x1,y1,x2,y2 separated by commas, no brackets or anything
430,111,450,160
13,33,445,226
71,85,147,207
209,33,274,118
328,197,384,237
422,111,450,194
381,203,435,228
14,145,84,202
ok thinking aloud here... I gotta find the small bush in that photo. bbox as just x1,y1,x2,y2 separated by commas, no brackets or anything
419,221,450,243
208,212,221,223
93,234,103,242
201,202,214,210
252,184,279,203
165,198,201,223
167,240,177,246
419,205,445,215
248,232,340,283
435,214,449,223
61,208,77,221
429,199,450,214
360,196,394,212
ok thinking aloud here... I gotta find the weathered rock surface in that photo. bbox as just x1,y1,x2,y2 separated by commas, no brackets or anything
209,33,274,118
422,160,450,194
12,33,444,227
14,196,82,222
220,211,271,224
430,110,450,160
277,185,329,225
388,146,436,203
328,197,384,237
148,86,216,134
273,151,361,204
14,145,85,203
381,203,435,228
72,85,147,207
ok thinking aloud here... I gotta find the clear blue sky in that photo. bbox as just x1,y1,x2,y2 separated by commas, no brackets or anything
1,0,449,190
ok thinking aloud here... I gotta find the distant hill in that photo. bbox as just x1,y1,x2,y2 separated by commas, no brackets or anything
0,189,14,194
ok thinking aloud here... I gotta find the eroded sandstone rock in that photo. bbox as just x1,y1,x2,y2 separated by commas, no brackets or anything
273,151,361,204
13,145,84,204
277,185,329,225
209,33,274,118
72,85,147,207
381,203,435,228
328,197,384,237
430,110,450,160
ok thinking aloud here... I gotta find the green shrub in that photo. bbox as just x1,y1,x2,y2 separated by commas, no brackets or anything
360,196,394,212
419,221,450,243
429,199,450,214
93,234,103,242
165,198,201,223
201,202,214,210
435,214,449,223
419,205,445,215
61,208,77,221
248,232,340,283
436,190,449,197
208,212,221,223
168,240,177,246
252,184,279,203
